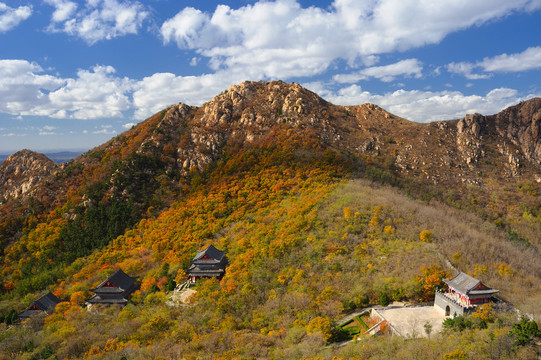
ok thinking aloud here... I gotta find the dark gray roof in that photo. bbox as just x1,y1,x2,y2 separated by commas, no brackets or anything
86,294,129,305
192,245,225,263
18,292,63,318
188,264,225,276
444,272,499,295
90,268,138,293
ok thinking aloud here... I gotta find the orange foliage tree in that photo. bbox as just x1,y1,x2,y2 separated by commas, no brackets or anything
417,265,449,301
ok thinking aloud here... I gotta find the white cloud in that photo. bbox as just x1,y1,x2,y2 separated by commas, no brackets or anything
132,71,242,119
0,2,32,33
448,46,541,79
0,60,65,114
93,125,116,134
122,122,136,129
48,65,134,119
480,46,541,72
317,83,528,122
334,59,423,83
160,0,541,79
446,62,492,80
0,60,134,119
44,0,77,23
46,0,149,44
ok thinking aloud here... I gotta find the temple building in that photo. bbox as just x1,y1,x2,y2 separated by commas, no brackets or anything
435,272,499,316
86,268,139,306
188,245,227,284
18,292,64,319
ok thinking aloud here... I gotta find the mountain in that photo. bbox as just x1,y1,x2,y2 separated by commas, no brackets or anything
0,150,84,164
0,81,539,359
0,149,57,206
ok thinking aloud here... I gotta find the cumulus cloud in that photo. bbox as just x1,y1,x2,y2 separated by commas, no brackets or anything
0,60,65,114
0,2,32,33
132,70,245,119
317,83,527,122
48,65,134,119
446,62,492,80
45,0,149,44
334,59,423,83
448,46,541,78
160,0,541,79
44,0,77,23
0,60,134,119
480,46,541,72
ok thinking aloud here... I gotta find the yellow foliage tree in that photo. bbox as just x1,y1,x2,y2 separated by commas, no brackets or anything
70,291,86,306
343,207,352,220
419,230,433,242
443,349,467,360
306,316,333,341
498,263,514,278
383,225,395,235
472,303,494,322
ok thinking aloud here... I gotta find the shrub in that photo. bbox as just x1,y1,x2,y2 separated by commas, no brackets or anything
379,292,390,307
419,230,433,242
509,317,541,346
167,279,176,292
443,315,472,332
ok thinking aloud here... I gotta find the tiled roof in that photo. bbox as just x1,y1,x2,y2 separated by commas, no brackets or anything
18,292,63,318
91,268,138,293
86,294,130,305
444,272,498,295
192,245,225,263
188,264,225,275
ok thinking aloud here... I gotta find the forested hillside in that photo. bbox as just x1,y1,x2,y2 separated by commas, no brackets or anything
0,81,540,359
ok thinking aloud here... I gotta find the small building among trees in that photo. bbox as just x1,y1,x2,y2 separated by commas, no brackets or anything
18,292,64,319
435,272,499,317
188,245,227,284
86,268,139,306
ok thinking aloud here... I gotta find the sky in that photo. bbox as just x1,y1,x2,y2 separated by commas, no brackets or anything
0,0,541,152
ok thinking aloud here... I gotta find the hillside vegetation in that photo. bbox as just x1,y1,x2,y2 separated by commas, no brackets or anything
0,81,540,359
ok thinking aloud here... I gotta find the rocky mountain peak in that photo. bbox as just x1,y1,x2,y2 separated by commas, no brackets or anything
0,149,57,205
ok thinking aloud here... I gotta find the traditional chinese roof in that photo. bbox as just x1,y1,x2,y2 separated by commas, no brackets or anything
86,294,130,305
188,264,226,277
18,292,63,318
90,268,138,294
191,245,226,264
444,272,499,296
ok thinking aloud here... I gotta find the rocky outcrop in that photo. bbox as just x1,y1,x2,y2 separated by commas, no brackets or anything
0,150,57,205
452,99,541,175
492,98,541,166
456,113,485,168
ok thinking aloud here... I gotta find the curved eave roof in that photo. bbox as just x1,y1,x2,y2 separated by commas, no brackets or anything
91,268,138,292
444,272,498,295
192,244,225,262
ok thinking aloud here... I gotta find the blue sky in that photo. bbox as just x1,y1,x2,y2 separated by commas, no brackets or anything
1,0,540,152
